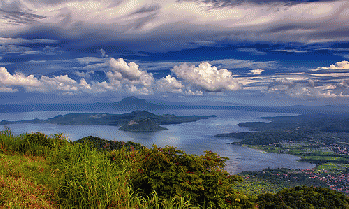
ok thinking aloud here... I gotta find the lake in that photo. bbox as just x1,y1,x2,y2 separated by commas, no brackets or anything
0,109,315,174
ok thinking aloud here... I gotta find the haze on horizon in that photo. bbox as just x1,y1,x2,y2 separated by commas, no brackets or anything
1,0,349,106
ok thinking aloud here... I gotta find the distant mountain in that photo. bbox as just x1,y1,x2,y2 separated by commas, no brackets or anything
112,96,165,111
3,96,349,114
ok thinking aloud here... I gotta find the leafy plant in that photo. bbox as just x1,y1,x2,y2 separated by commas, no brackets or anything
256,185,349,209
109,144,254,208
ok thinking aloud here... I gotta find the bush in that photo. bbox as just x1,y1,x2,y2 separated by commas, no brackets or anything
109,144,254,208
0,129,68,156
16,132,68,156
74,136,144,152
256,185,349,209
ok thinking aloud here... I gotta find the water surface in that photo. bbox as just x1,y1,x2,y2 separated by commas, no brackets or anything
0,109,315,174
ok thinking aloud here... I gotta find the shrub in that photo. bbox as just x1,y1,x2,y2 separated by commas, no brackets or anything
0,129,68,156
109,144,254,208
256,185,349,209
74,136,144,152
16,132,68,156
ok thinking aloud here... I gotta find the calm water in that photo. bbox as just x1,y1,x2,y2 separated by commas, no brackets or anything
0,109,315,174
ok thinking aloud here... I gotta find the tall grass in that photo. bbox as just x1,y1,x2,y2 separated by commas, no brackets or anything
0,129,202,208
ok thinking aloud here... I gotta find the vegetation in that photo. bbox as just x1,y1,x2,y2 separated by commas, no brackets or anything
2,126,348,208
0,128,253,208
256,185,349,209
119,118,168,132
216,113,349,198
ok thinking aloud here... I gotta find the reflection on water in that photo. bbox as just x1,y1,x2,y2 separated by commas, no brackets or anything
0,109,315,174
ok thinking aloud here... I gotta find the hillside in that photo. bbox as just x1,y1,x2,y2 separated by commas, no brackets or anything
119,118,168,132
1,131,348,208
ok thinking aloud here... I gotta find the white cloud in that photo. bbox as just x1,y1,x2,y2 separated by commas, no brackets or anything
2,0,348,51
156,75,184,93
104,58,155,94
171,62,240,92
249,69,264,75
75,70,95,78
0,67,110,94
313,60,349,71
0,67,41,87
311,73,349,77
37,75,78,92
108,58,153,84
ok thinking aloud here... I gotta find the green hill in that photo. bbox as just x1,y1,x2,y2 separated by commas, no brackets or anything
119,118,168,132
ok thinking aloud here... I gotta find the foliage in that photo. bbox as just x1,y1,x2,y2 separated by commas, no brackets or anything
5,128,348,208
256,185,349,209
74,135,144,152
0,127,68,157
0,129,210,208
108,144,254,208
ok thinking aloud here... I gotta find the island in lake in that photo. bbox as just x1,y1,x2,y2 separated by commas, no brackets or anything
0,110,215,132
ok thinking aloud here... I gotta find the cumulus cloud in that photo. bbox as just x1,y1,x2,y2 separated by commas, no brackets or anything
156,75,184,93
0,58,246,96
313,60,349,71
171,62,240,92
0,67,41,87
5,55,349,99
106,58,154,94
267,77,321,98
75,70,95,78
0,67,111,94
258,70,349,98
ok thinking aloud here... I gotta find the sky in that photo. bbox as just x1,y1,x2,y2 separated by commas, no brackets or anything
1,0,349,106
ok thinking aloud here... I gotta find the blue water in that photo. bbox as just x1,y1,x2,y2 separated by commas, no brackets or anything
0,109,315,174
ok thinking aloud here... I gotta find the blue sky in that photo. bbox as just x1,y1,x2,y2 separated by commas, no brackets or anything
1,0,349,106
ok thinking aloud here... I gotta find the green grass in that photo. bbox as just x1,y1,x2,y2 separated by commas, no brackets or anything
3,128,346,208
0,129,255,208
0,153,57,208
0,129,200,208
